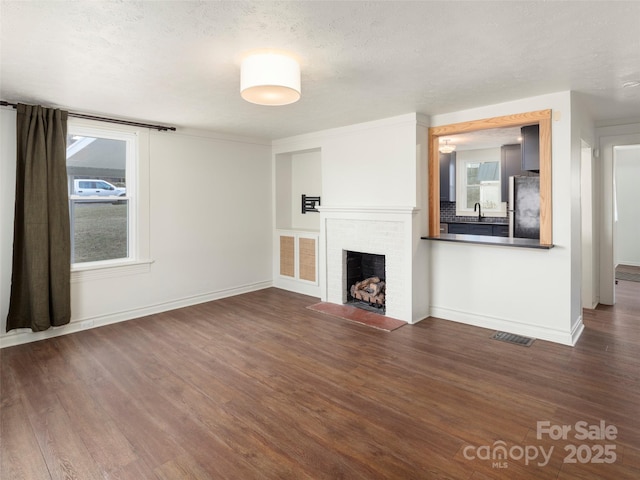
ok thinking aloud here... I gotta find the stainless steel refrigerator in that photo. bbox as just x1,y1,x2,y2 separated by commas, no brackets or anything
508,176,540,239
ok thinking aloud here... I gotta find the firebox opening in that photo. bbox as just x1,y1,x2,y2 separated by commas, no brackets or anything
346,251,386,314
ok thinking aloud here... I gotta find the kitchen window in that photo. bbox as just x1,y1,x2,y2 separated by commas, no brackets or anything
455,149,506,217
66,120,151,277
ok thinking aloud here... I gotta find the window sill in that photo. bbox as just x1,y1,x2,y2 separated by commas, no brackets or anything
71,259,154,282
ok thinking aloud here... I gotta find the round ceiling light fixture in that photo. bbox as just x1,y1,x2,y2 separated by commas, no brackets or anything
439,139,456,154
240,52,301,106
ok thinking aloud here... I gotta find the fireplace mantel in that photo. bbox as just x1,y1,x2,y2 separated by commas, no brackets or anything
317,206,418,216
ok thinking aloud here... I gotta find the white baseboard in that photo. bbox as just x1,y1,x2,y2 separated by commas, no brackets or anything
429,306,584,346
0,280,273,349
570,316,585,346
617,260,640,268
272,276,321,298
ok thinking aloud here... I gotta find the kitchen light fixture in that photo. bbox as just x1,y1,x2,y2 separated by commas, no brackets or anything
240,52,301,106
439,139,456,154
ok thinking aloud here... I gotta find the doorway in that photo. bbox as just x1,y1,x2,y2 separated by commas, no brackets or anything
600,137,640,305
614,144,640,287
613,145,640,267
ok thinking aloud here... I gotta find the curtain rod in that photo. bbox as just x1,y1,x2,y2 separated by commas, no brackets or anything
0,100,176,132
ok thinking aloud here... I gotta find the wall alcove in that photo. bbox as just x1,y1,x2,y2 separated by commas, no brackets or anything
274,148,322,291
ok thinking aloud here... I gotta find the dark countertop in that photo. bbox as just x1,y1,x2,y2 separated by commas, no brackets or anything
441,221,509,226
422,233,553,249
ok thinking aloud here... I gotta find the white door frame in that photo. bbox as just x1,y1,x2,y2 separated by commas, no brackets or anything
581,141,596,309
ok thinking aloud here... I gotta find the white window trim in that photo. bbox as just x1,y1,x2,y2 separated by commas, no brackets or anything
455,150,507,218
67,119,152,280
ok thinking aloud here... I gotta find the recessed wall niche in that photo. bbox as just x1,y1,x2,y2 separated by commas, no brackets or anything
275,148,322,231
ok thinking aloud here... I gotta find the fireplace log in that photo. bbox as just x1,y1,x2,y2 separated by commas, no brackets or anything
350,277,386,306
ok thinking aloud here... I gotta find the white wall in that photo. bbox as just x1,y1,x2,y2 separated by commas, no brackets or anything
581,143,597,309
615,146,640,266
429,92,583,345
0,108,273,347
570,94,596,323
0,110,16,339
274,114,420,208
291,150,321,231
413,117,430,320
275,153,293,230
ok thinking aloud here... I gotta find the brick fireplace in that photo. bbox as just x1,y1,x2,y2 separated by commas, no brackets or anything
320,206,418,323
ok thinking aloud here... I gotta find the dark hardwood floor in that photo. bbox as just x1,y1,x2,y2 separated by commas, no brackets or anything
2,283,640,479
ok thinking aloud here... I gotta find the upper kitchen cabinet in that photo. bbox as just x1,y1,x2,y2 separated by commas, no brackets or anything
439,152,456,202
501,143,536,199
521,124,540,172
501,144,521,200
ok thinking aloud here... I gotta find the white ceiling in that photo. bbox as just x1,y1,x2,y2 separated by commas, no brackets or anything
1,1,639,140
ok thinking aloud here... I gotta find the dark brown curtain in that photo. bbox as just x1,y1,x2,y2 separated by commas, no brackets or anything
6,104,71,332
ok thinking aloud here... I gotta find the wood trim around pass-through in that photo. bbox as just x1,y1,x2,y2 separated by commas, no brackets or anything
428,109,552,246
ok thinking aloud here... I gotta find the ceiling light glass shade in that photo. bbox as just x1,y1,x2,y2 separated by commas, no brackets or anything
241,52,301,106
439,140,456,154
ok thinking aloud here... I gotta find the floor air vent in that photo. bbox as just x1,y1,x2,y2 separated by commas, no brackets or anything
491,331,535,347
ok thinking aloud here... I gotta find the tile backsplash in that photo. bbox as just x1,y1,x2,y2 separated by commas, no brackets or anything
440,201,509,224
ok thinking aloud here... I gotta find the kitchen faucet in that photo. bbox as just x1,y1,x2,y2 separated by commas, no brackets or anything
474,202,482,221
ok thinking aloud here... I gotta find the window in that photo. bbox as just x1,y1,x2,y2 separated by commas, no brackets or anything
66,125,138,267
455,149,506,217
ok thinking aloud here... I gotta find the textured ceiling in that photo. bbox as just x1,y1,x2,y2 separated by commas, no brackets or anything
1,1,639,140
